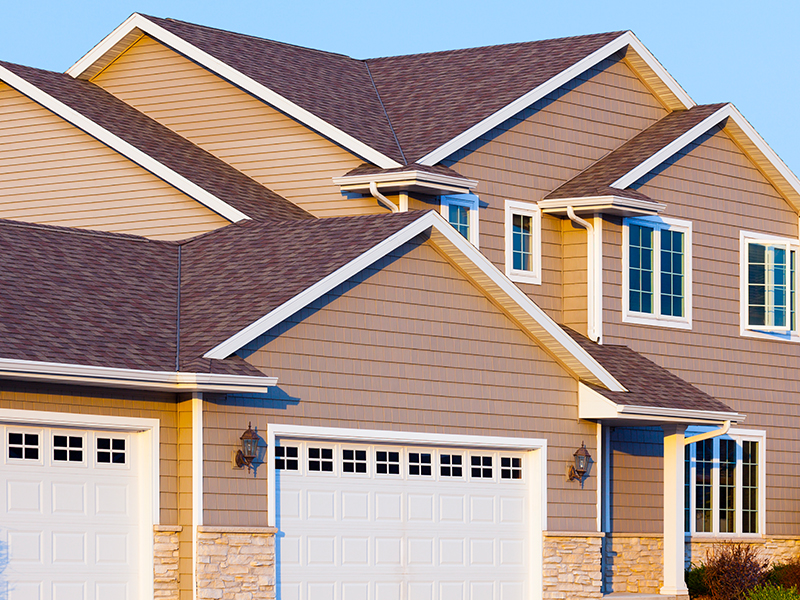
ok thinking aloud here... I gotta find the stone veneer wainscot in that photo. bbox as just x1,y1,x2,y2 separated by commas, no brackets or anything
543,532,604,599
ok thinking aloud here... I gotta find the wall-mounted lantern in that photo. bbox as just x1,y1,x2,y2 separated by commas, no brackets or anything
568,442,591,481
235,422,259,472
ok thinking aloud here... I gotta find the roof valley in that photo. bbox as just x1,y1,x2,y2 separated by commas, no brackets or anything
364,61,406,165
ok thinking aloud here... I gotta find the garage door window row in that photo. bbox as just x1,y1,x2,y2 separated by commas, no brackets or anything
5,429,127,467
275,442,524,482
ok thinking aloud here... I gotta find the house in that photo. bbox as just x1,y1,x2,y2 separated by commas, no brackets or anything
0,13,797,600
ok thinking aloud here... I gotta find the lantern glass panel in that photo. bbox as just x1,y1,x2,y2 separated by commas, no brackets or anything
242,437,258,459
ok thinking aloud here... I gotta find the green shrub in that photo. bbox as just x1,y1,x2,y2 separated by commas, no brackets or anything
745,584,800,600
687,563,710,598
704,543,768,600
769,563,800,590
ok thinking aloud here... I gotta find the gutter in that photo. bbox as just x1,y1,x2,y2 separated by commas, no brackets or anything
369,181,399,213
685,421,731,445
0,357,278,393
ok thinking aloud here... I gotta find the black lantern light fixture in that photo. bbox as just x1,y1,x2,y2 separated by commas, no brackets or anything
235,422,259,472
568,442,591,481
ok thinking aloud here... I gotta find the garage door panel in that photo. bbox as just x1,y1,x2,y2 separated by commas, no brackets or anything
0,425,141,600
276,440,533,600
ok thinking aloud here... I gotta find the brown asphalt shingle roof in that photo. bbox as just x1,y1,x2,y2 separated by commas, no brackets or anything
142,17,625,165
1,61,312,222
563,327,735,415
343,163,470,179
546,104,727,201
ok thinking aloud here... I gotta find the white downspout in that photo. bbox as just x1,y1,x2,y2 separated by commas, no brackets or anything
369,181,399,213
684,420,731,445
567,206,602,342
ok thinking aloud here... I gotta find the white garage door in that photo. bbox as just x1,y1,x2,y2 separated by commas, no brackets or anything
275,439,533,600
0,424,141,600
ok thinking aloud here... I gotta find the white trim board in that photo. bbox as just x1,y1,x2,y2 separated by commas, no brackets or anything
417,30,694,166
0,356,278,393
67,13,401,169
204,210,626,391
610,103,800,212
0,407,160,599
0,63,250,224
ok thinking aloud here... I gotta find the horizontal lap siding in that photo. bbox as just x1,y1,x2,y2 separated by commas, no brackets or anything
0,83,229,239
450,58,667,322
604,128,800,535
0,380,179,524
93,37,375,218
204,238,596,530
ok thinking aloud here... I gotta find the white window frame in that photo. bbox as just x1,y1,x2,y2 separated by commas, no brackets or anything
440,193,479,247
504,200,541,285
740,230,799,341
622,215,692,329
684,427,766,539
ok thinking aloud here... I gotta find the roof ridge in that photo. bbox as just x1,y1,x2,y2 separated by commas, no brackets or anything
145,15,356,60
364,31,628,62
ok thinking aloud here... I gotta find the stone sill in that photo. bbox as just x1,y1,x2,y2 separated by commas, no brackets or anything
544,530,605,538
154,525,182,533
197,525,277,534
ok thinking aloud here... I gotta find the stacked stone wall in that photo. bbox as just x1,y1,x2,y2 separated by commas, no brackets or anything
154,525,182,600
543,532,604,599
195,526,277,600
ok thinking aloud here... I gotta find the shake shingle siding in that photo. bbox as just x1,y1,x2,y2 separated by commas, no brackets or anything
604,128,800,535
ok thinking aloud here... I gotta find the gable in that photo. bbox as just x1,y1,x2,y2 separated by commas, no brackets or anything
0,82,229,239
92,36,379,218
635,127,797,234
241,237,579,422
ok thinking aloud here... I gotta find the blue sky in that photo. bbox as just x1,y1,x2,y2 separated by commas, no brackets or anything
2,0,799,173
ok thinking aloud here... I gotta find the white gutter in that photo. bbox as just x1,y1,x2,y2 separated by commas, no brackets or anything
0,357,277,393
684,421,731,445
567,207,601,342
333,170,478,190
369,181,399,213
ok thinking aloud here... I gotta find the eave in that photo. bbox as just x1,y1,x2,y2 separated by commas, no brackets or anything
579,382,745,426
0,357,278,394
332,170,478,196
538,195,666,217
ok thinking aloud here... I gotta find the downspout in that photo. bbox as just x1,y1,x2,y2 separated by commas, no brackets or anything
684,420,731,445
566,206,602,342
369,181,399,213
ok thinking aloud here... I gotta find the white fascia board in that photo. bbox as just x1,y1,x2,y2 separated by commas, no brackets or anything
418,31,694,167
0,63,249,223
332,170,478,190
538,195,666,215
611,104,733,190
68,14,400,170
0,357,277,393
619,404,745,423
204,211,627,392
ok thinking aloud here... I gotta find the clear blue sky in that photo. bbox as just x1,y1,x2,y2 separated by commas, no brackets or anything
2,0,798,173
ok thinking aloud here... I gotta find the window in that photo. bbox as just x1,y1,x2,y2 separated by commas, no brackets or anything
504,200,541,284
275,445,299,471
97,437,126,465
623,216,692,328
375,450,400,475
308,447,334,472
500,456,522,480
53,434,84,463
408,452,432,476
684,429,764,536
741,231,799,338
441,194,479,246
470,455,493,479
440,454,463,477
342,448,367,474
8,431,39,460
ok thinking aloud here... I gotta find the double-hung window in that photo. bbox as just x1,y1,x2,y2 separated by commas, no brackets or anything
740,231,799,339
504,200,541,284
684,429,764,536
441,194,479,247
623,216,692,328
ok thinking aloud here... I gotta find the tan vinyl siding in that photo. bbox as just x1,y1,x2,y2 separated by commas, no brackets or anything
449,57,668,321
0,380,179,525
92,36,380,218
604,127,800,535
562,219,589,336
0,83,229,240
203,237,597,531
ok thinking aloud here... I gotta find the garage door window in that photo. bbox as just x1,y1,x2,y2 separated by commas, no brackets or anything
8,430,40,461
501,456,523,480
440,453,463,477
53,433,84,463
471,455,493,478
342,448,367,473
97,436,126,464
375,450,400,475
275,445,299,471
408,452,432,476
308,447,334,472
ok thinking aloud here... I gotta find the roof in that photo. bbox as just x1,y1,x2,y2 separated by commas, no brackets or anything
0,61,312,222
546,104,727,202
563,327,736,416
343,163,470,179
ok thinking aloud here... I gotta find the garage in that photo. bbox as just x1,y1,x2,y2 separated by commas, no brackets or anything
271,428,545,600
0,422,143,600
